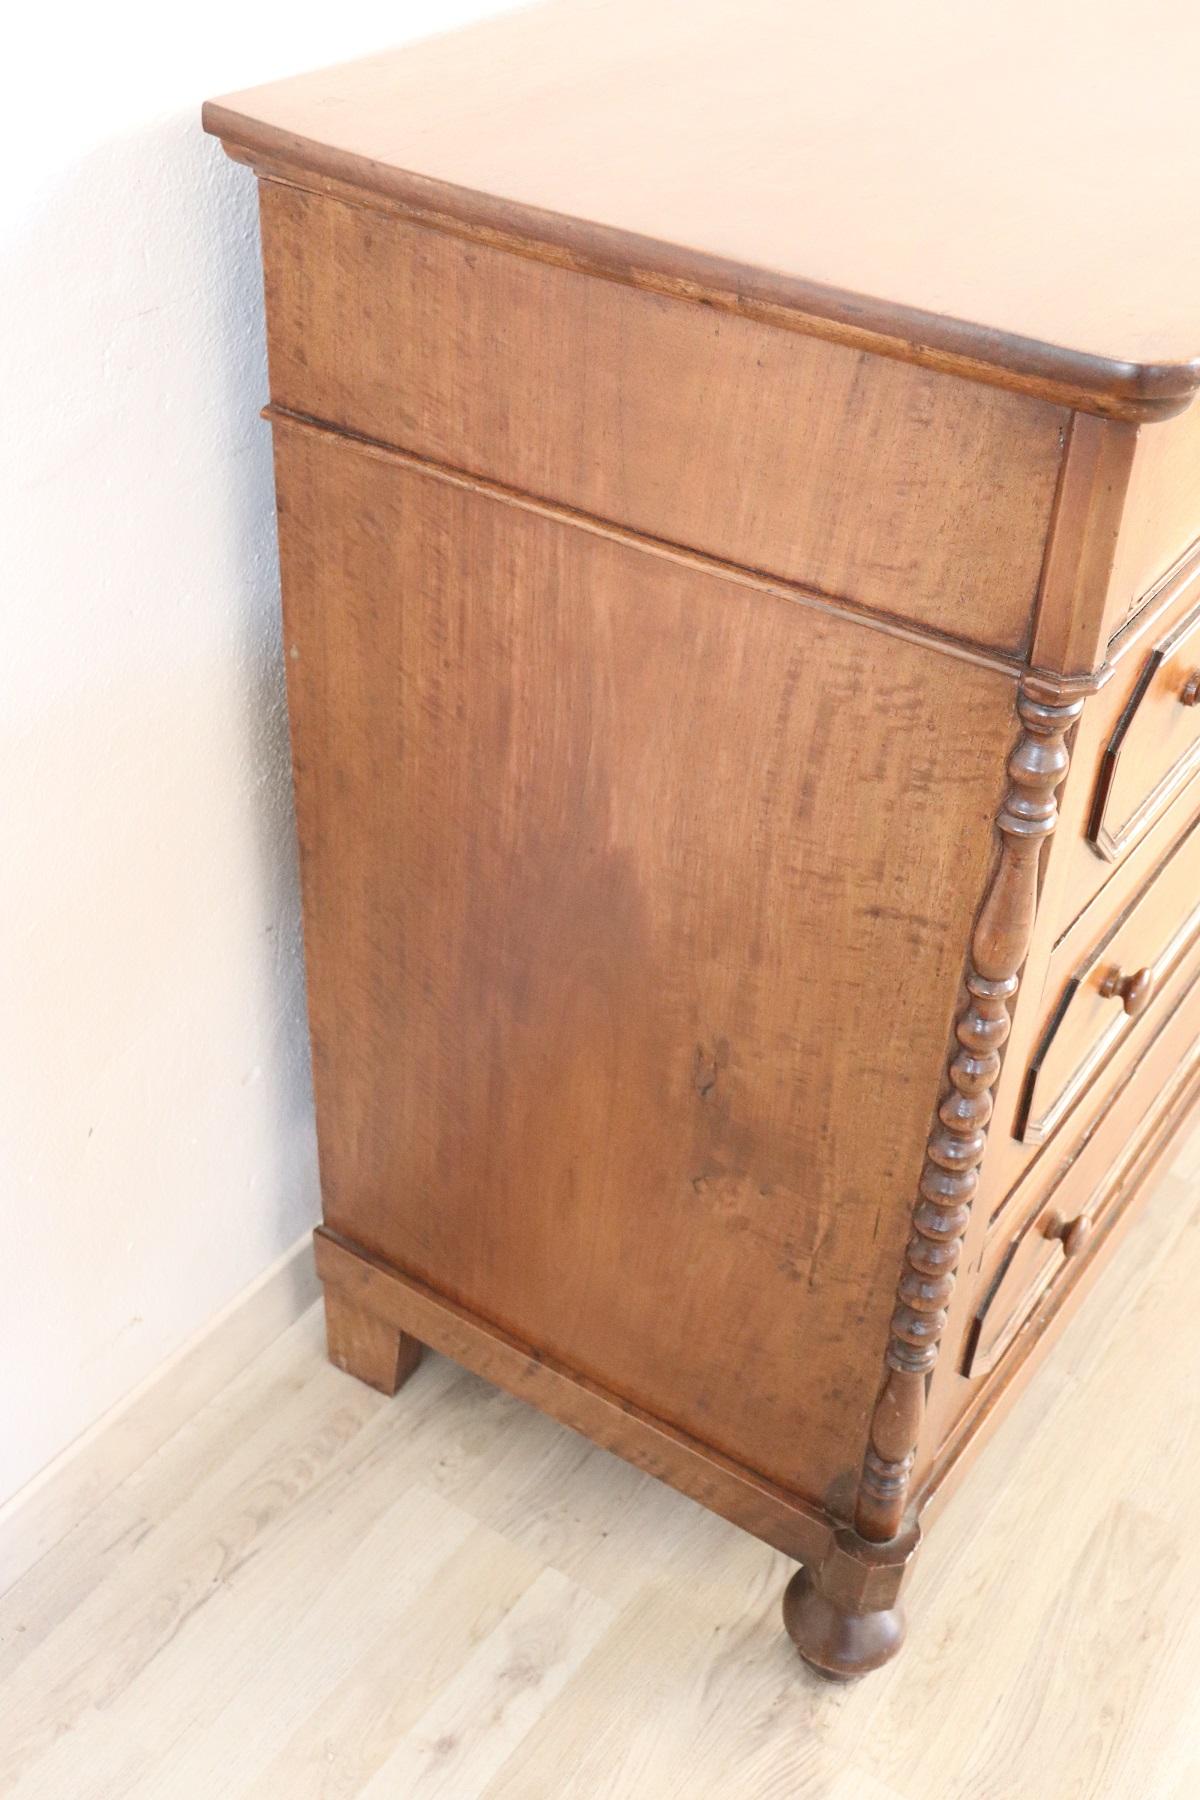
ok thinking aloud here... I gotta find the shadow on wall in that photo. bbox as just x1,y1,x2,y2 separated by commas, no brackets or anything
0,112,321,1503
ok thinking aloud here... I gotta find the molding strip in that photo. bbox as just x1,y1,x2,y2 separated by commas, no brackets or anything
266,405,1024,679
208,134,1198,423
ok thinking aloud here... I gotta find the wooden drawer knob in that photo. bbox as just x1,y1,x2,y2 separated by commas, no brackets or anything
1181,670,1200,707
1099,964,1155,1016
1042,1210,1093,1259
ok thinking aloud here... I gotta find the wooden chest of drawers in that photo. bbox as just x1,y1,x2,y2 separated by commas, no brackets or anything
204,0,1200,1677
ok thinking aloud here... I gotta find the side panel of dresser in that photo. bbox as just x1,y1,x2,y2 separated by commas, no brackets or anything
269,409,1022,1516
255,178,1067,657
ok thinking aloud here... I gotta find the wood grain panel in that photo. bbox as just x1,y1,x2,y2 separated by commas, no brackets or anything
259,180,1066,656
272,414,1017,1505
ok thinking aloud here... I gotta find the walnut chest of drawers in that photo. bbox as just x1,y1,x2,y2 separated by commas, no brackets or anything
204,0,1200,1676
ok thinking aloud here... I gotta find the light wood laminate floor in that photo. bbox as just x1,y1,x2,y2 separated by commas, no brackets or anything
4,1125,1200,1798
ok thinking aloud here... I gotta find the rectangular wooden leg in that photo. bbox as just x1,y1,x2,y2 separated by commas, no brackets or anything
323,1283,423,1395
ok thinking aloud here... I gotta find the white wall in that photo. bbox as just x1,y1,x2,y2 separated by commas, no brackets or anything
0,0,513,1506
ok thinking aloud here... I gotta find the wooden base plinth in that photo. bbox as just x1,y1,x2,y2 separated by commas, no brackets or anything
312,1227,843,1567
323,1285,423,1396
317,1232,920,1676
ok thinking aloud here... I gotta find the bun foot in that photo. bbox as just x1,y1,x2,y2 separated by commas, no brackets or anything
783,1558,906,1680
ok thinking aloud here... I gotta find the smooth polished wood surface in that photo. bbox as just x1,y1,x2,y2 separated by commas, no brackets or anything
3,1123,1200,1797
258,180,1066,654
274,412,1015,1506
204,0,1200,418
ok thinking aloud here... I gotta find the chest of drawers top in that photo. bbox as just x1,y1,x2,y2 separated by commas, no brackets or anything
206,0,1200,423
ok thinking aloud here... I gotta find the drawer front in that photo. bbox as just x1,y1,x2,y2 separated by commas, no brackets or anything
1047,549,1200,944
966,1200,1086,1381
1018,814,1200,1145
1103,400,1200,637
1089,593,1200,861
966,976,1200,1379
256,179,1067,654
